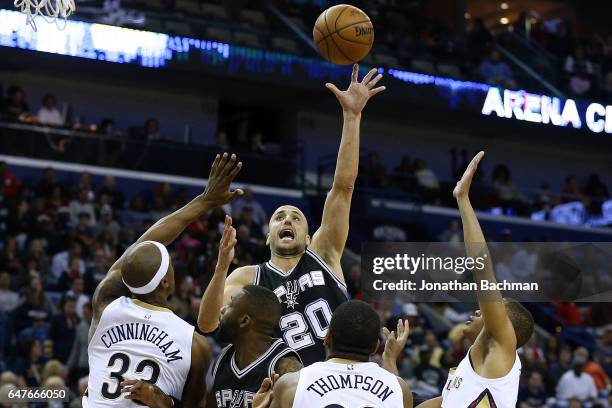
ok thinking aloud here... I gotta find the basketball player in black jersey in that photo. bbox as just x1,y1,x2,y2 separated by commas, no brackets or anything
91,153,244,407
199,216,303,408
198,64,386,365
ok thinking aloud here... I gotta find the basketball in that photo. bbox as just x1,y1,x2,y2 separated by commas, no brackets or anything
313,4,374,65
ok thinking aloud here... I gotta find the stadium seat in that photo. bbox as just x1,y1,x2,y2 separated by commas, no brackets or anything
239,9,267,27
437,63,462,78
175,0,201,15
411,59,437,74
375,54,400,68
165,21,193,36
233,31,263,48
201,3,228,20
205,27,232,43
272,37,299,54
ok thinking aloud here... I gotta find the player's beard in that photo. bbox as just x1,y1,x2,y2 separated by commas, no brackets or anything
215,319,238,345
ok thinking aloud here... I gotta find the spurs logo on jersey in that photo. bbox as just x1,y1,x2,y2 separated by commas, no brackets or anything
441,348,521,408
256,249,349,366
273,271,325,310
293,361,403,408
211,339,301,408
87,297,194,407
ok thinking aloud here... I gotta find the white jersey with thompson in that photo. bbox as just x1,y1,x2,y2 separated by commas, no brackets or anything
292,361,403,408
441,348,521,408
86,297,194,407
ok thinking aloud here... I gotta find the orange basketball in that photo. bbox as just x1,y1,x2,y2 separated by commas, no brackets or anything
313,4,374,65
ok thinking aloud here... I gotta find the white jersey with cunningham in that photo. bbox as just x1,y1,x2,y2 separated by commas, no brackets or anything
441,348,521,408
292,361,403,408
86,297,194,407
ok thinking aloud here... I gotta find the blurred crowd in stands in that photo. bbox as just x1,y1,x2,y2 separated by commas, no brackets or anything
0,163,610,407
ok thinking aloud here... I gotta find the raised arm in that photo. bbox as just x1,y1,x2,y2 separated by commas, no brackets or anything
197,215,236,333
454,152,516,350
310,64,385,278
91,153,243,328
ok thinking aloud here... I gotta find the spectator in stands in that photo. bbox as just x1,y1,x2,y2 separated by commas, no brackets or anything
97,176,124,210
413,344,445,393
565,46,594,76
14,276,54,331
94,205,120,242
556,347,598,403
251,132,267,154
12,338,45,387
167,276,193,320
438,219,462,243
467,18,493,59
562,175,585,203
365,152,387,188
477,49,517,89
492,164,529,213
414,158,440,203
2,86,31,122
0,272,19,313
584,173,609,215
142,118,161,141
548,345,572,392
69,189,96,226
35,168,59,199
51,243,85,287
518,371,547,408
236,207,264,243
232,187,267,226
67,277,90,319
50,294,79,364
346,263,362,300
66,302,91,385
122,196,150,228
215,130,231,151
36,94,64,126
392,155,416,191
0,162,22,200
583,353,610,393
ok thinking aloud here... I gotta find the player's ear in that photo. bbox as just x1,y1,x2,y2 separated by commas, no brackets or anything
306,234,311,246
239,315,251,328
372,339,380,355
323,331,331,347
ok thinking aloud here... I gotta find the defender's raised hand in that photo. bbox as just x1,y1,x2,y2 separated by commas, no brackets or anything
382,319,410,361
453,151,484,201
216,215,237,274
202,152,244,207
325,64,385,115
252,373,279,408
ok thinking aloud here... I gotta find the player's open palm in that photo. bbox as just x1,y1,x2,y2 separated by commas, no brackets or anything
382,319,409,360
217,215,237,273
202,152,244,207
453,151,484,200
326,64,385,115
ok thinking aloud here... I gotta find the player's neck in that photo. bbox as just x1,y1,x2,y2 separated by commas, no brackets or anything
327,357,361,365
133,295,169,309
270,253,302,272
234,334,275,369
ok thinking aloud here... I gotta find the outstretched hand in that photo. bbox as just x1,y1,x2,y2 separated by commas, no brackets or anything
453,151,484,201
202,152,244,207
216,215,237,273
326,64,385,115
382,319,410,361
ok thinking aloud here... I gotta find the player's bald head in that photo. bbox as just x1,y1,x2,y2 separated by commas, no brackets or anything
270,205,307,223
122,241,174,296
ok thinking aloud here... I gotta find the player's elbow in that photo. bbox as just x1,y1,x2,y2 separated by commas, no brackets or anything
197,318,218,334
332,181,355,195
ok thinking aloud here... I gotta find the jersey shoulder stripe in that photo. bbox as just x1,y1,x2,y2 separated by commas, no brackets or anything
212,344,233,380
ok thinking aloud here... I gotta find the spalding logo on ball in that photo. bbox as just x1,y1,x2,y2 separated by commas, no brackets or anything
313,4,374,65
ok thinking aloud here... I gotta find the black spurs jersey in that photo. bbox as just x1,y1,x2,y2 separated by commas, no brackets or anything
210,339,300,408
255,248,349,366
